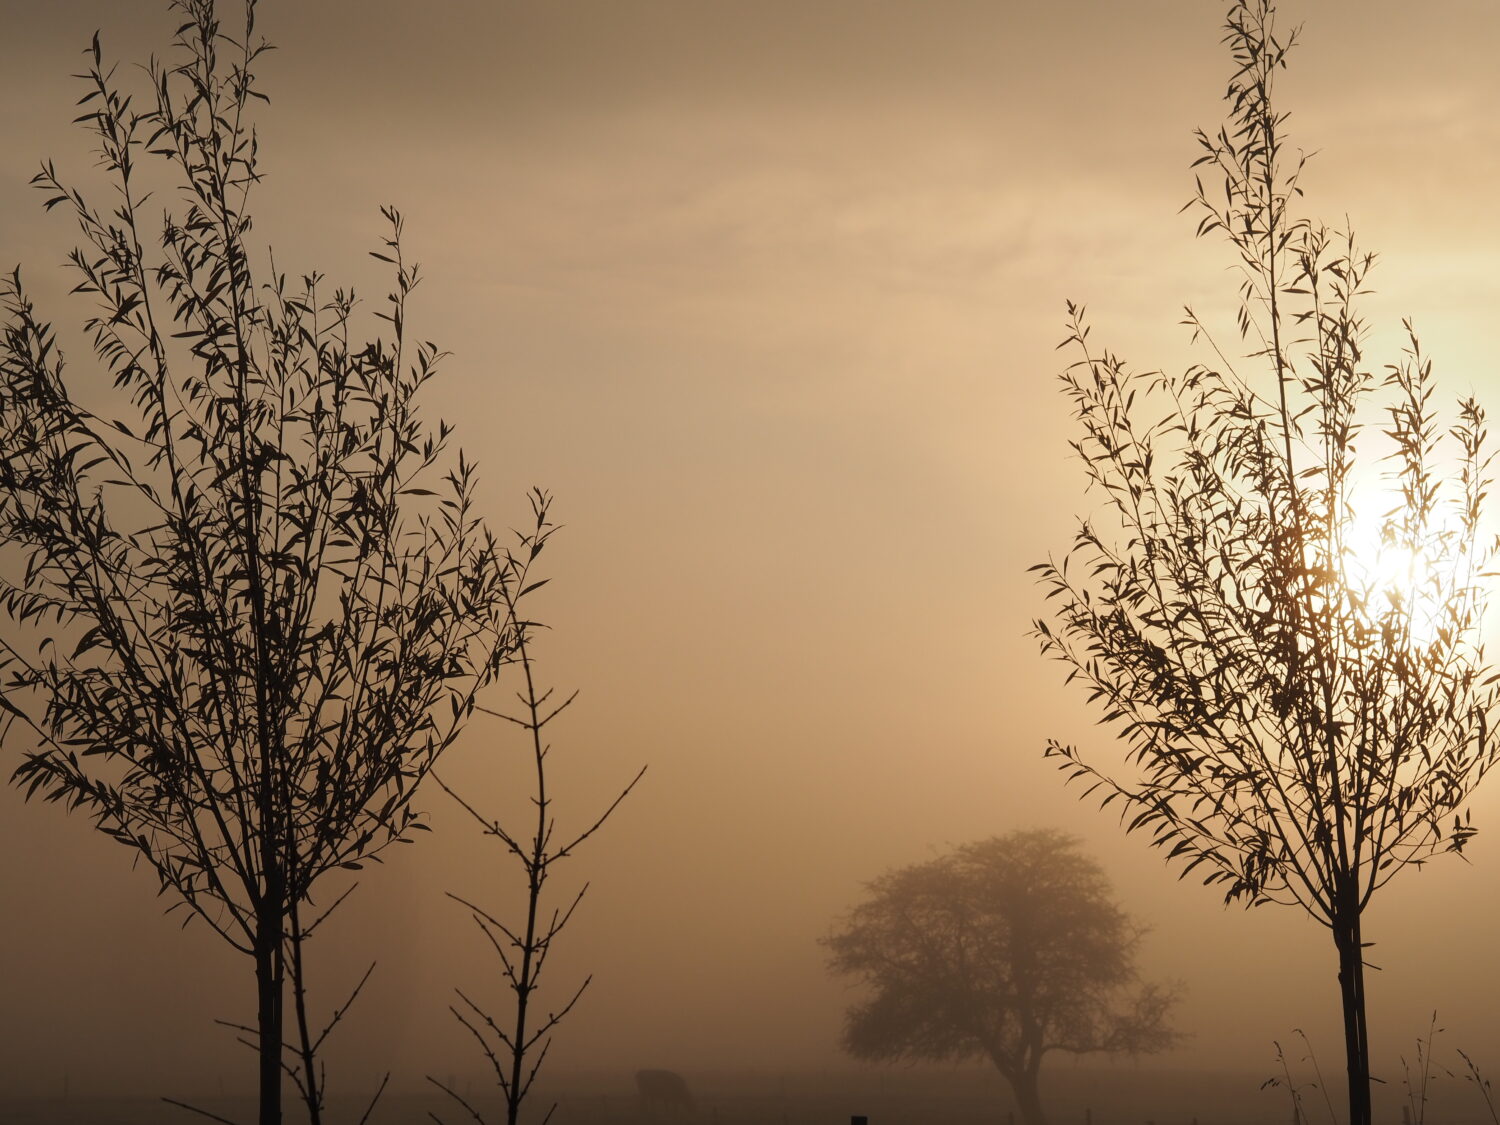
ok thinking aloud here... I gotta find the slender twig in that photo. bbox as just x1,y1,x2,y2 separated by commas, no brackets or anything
356,1070,391,1125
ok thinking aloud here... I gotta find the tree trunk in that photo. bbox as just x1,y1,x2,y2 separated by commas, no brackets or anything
1333,906,1371,1125
256,912,285,1125
1010,1066,1048,1125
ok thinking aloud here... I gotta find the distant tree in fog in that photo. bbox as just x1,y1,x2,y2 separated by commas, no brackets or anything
0,3,539,1122
823,830,1178,1125
428,565,645,1125
1032,4,1499,1125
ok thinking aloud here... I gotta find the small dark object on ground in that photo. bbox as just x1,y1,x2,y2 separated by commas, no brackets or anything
636,1070,694,1115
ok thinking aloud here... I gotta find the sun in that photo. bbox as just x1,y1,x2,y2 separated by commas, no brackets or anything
1340,514,1416,604
1337,502,1466,649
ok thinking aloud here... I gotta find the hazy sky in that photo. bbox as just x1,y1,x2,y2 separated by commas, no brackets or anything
4,0,1500,1103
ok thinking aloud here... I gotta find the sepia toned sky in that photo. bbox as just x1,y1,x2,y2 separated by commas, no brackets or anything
4,0,1500,1102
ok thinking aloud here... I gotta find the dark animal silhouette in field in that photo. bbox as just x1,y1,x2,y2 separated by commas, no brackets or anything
635,1069,694,1116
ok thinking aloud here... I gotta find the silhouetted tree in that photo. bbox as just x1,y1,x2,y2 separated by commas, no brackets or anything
0,3,534,1122
823,830,1178,1125
428,501,645,1125
1032,4,1499,1124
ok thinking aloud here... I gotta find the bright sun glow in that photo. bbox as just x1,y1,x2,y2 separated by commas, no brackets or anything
1338,505,1464,649
1341,516,1418,599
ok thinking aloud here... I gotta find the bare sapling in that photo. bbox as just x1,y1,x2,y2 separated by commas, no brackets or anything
429,493,645,1125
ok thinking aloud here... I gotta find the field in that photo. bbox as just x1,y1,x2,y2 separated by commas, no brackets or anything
7,1064,1495,1125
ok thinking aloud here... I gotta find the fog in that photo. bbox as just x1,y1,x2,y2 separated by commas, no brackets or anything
3,0,1500,1116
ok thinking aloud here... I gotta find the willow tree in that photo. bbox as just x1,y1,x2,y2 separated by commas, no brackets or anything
0,3,531,1122
1032,5,1498,1125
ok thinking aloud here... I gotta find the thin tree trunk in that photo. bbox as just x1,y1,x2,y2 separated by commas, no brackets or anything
289,906,323,1125
506,641,550,1125
256,908,285,1125
506,866,539,1125
1334,906,1371,1125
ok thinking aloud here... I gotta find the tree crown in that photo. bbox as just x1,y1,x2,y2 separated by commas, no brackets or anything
824,829,1178,1074
1032,0,1498,919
